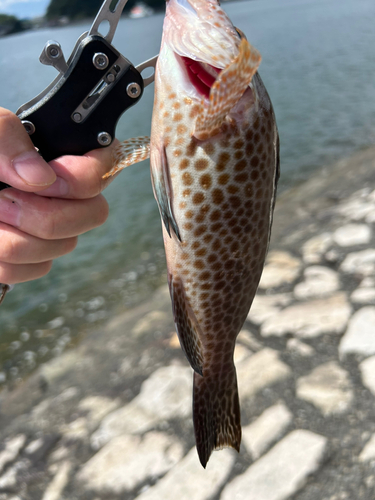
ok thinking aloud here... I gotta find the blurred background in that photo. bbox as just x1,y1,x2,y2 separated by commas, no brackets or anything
0,0,375,498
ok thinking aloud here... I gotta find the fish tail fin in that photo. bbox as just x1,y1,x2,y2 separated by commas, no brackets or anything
194,38,261,140
193,364,241,468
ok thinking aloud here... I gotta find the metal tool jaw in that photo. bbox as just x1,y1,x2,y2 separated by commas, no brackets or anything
15,0,157,162
0,0,158,304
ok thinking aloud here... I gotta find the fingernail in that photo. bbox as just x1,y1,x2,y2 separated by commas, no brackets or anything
12,150,56,187
0,195,21,227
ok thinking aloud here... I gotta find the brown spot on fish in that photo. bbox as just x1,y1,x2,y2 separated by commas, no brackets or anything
184,222,193,230
186,140,198,157
185,210,194,219
212,188,224,205
180,158,190,170
218,173,230,185
246,142,254,156
195,248,207,257
234,159,247,171
234,139,244,149
210,209,221,221
174,149,183,157
194,225,207,237
216,152,230,171
173,113,183,121
193,192,205,204
200,271,211,280
194,260,205,269
200,174,212,190
183,189,191,197
195,158,209,171
227,184,239,194
189,104,201,118
195,210,207,223
203,143,215,155
177,124,188,135
182,172,194,185
229,196,241,209
207,253,218,263
234,172,248,183
173,102,181,109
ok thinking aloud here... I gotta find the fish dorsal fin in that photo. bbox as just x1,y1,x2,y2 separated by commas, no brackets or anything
169,275,204,376
194,39,261,140
103,136,150,179
150,145,181,241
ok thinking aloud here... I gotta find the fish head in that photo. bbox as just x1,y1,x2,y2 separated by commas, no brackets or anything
159,0,244,101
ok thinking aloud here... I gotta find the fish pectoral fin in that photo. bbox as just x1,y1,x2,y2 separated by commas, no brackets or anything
194,38,261,141
102,136,150,179
169,275,204,376
150,145,181,241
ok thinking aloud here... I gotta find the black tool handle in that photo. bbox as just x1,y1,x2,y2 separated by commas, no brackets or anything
0,35,144,191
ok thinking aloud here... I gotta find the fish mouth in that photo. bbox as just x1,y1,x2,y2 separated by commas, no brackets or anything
181,56,221,99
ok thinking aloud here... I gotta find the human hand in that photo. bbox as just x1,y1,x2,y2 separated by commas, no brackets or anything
0,107,116,285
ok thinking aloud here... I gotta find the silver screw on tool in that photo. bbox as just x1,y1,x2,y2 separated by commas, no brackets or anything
93,52,109,70
22,120,35,135
97,131,112,146
72,112,82,123
127,82,141,98
48,45,60,58
106,73,115,83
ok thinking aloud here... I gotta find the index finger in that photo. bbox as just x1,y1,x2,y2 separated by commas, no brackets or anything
0,108,57,191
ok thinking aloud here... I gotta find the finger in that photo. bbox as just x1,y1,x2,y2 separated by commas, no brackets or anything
0,189,109,240
0,108,56,191
0,223,77,264
0,260,53,285
37,140,121,199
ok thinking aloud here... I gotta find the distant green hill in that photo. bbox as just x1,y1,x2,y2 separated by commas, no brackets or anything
0,13,30,36
46,0,165,20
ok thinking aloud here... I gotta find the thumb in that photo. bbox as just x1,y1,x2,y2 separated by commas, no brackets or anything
0,108,56,192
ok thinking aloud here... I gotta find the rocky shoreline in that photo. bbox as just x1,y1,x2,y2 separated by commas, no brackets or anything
0,146,375,500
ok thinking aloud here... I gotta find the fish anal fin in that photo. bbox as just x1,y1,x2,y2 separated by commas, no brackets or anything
193,365,241,468
194,38,261,141
103,136,150,179
169,275,204,375
150,145,181,241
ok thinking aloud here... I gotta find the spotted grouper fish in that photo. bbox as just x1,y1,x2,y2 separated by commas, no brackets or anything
105,0,279,467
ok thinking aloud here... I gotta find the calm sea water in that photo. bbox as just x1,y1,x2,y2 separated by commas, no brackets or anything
0,0,375,383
